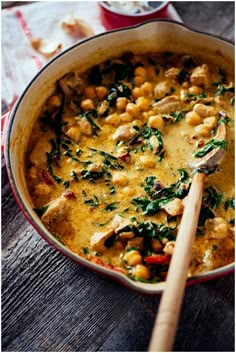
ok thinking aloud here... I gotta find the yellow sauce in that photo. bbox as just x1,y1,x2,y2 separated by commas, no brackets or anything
25,52,235,283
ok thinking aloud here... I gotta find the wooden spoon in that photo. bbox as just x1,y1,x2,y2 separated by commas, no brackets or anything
148,122,228,352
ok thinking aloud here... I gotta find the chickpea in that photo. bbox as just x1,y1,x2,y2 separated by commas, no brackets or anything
131,264,151,280
122,186,135,197
148,115,164,130
80,98,95,111
140,155,155,168
194,124,211,137
134,75,146,87
135,97,150,112
203,116,217,129
125,102,140,117
83,86,96,99
151,238,162,252
120,112,133,123
185,111,202,126
116,97,128,111
142,110,155,121
188,85,202,95
48,95,61,108
141,82,153,96
132,87,143,99
66,125,82,142
112,172,129,186
134,66,146,78
106,113,121,126
95,86,108,100
193,103,217,118
123,250,142,266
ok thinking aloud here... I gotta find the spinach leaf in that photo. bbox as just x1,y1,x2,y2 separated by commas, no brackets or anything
82,110,101,135
224,198,235,210
203,187,222,208
194,139,228,158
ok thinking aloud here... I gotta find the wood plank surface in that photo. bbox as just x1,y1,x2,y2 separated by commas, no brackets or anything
2,1,235,352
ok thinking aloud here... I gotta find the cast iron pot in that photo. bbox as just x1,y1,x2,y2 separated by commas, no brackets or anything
4,20,234,294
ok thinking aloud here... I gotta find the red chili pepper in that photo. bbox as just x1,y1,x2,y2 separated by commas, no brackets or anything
40,170,54,185
62,190,76,199
144,254,170,265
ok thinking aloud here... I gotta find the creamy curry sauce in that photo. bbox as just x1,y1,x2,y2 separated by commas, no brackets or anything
25,52,235,283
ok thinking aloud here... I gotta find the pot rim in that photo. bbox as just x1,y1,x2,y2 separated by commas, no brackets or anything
4,19,235,294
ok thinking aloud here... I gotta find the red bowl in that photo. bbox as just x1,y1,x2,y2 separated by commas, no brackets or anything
99,1,170,30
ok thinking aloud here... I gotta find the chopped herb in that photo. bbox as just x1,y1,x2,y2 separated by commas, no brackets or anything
81,170,104,182
177,69,190,84
71,170,79,181
132,170,190,215
82,191,99,207
194,139,228,158
82,110,101,135
170,111,183,123
198,207,215,227
34,205,49,218
63,180,70,188
203,187,222,208
82,247,89,255
46,152,62,183
224,198,235,210
214,83,234,96
103,202,119,212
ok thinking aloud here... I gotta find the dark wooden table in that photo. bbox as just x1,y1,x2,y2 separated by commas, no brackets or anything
2,2,235,351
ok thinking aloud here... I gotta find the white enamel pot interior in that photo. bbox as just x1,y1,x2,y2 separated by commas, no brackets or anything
4,20,235,295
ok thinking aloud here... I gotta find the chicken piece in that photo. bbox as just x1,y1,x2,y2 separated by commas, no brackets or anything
90,230,115,253
126,237,144,250
29,137,52,166
112,124,136,141
87,163,103,173
153,95,183,114
111,214,134,233
118,231,135,240
148,135,160,154
154,81,172,99
79,117,93,136
161,198,184,216
164,67,181,80
59,71,84,98
163,241,176,255
190,64,210,87
204,217,228,239
41,195,70,226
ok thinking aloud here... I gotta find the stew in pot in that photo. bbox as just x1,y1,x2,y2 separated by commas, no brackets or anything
25,51,235,283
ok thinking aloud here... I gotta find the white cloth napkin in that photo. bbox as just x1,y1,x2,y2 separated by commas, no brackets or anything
1,1,181,111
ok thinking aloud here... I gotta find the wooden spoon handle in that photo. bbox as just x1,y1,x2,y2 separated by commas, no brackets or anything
148,173,206,352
